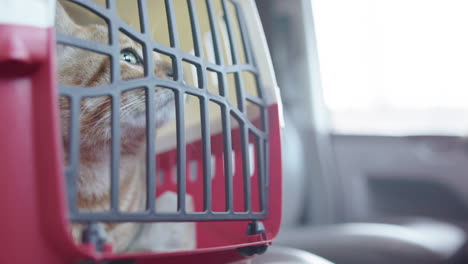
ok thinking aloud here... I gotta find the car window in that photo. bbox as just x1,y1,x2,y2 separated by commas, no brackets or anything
312,0,468,135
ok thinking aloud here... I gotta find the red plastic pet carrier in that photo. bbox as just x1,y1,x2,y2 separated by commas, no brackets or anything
0,0,282,263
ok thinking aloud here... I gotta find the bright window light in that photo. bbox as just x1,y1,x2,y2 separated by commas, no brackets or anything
312,0,468,135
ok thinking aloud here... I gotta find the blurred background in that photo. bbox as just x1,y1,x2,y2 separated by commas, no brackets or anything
254,0,468,263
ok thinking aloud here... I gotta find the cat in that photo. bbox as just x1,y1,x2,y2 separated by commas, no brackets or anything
56,1,195,252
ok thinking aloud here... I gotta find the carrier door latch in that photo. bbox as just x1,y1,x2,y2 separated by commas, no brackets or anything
236,221,269,257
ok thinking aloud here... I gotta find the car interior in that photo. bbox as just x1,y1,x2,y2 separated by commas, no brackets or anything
252,0,468,263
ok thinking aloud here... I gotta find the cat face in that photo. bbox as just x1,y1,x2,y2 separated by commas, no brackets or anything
57,2,175,159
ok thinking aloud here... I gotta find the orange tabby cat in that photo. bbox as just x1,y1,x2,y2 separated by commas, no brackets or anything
56,1,176,252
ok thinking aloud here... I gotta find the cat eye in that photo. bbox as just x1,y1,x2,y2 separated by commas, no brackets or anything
120,48,143,65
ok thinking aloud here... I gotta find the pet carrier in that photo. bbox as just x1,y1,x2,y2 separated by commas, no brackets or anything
0,0,282,263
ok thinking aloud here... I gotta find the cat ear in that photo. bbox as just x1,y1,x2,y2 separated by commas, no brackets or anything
55,1,79,35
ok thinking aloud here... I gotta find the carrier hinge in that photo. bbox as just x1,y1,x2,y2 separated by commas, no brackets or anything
236,221,269,257
81,222,107,253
